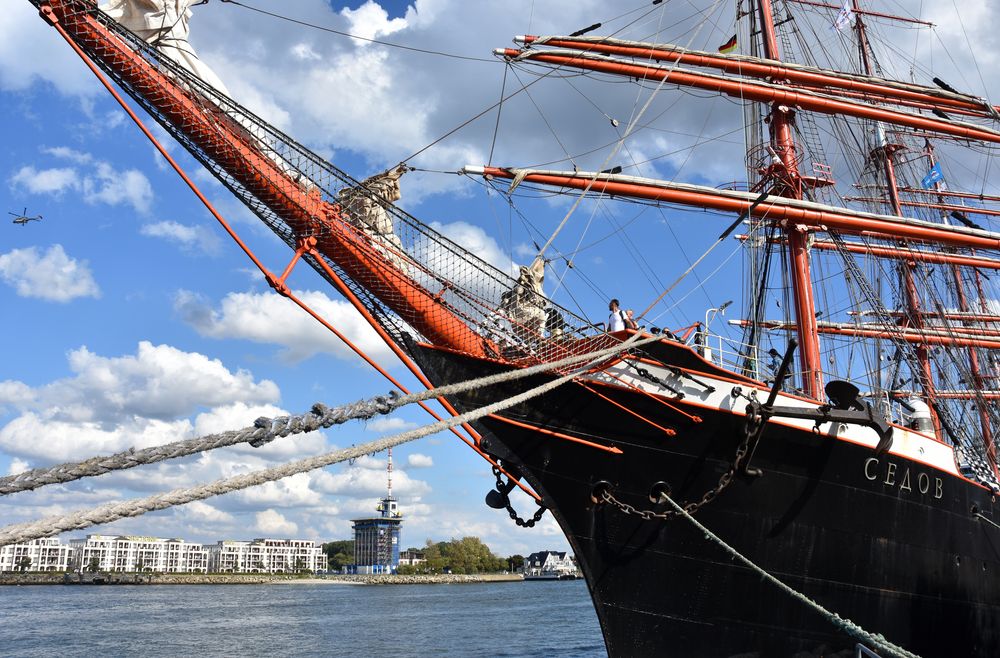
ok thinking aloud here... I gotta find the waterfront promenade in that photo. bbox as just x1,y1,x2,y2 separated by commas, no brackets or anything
0,572,523,586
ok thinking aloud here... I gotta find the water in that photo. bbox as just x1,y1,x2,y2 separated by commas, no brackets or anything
0,580,604,657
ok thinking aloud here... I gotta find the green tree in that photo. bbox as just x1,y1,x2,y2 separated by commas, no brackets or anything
322,540,354,572
86,557,101,573
15,556,31,572
507,554,525,572
421,537,504,574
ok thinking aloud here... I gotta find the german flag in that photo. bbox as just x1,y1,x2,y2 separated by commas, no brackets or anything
718,34,738,54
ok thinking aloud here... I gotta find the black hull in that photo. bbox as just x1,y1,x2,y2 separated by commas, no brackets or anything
412,341,1000,657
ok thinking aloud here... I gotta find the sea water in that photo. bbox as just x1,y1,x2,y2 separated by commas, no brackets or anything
0,579,604,657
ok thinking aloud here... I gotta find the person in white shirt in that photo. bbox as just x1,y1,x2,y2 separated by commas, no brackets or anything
607,299,627,332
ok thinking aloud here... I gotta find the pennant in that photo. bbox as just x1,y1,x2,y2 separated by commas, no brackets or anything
718,34,738,54
833,0,854,30
921,163,944,189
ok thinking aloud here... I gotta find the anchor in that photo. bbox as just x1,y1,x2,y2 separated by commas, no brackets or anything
485,465,523,509
737,340,894,475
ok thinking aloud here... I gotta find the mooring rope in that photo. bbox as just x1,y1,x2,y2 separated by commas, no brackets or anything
0,397,391,497
660,493,922,658
0,334,660,498
0,334,649,547
974,511,1000,531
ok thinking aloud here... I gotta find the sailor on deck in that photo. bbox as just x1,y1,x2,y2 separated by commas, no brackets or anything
607,299,627,332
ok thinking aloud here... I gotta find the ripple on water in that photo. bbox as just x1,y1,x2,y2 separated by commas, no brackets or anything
0,580,605,657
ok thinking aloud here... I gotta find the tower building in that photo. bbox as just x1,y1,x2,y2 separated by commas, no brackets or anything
351,447,402,574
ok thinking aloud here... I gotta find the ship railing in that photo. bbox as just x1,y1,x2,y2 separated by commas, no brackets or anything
690,330,764,378
855,643,880,658
693,332,903,413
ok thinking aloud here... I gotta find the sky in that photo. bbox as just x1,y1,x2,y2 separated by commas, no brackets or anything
1,0,998,559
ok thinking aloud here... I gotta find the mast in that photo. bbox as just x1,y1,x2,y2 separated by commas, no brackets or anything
756,0,823,398
854,1,939,432
924,139,997,470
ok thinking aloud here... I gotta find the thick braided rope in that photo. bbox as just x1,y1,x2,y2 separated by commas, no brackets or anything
0,334,661,497
0,333,646,547
661,494,922,658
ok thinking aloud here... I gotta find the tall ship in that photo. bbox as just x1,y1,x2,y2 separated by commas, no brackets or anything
25,0,1000,655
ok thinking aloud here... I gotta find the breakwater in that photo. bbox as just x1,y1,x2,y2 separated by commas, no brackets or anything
0,572,523,586
299,573,522,585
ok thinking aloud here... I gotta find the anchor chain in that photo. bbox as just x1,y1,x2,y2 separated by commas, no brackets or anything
493,466,547,527
598,409,755,520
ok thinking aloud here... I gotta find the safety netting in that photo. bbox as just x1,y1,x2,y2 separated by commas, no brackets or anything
39,0,625,369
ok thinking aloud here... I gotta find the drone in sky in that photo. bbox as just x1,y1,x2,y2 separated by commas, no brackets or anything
9,208,42,226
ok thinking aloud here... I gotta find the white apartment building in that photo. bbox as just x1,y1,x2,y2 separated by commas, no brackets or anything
1,535,320,574
0,538,73,572
210,538,323,574
70,535,209,573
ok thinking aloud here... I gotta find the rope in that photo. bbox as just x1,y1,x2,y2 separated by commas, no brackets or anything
0,397,392,497
636,190,770,320
0,334,660,497
659,494,922,658
0,333,646,547
527,0,728,262
217,0,496,63
974,511,1000,531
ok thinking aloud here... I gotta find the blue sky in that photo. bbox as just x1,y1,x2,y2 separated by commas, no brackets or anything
1,0,996,558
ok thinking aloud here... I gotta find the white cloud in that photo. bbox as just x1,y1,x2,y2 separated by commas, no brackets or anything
0,341,279,461
67,342,279,420
0,245,100,302
9,165,79,195
290,43,322,62
312,459,430,498
184,500,235,524
366,417,417,433
239,473,321,509
82,162,153,213
10,154,154,214
0,4,98,95
0,380,35,407
255,509,298,536
406,453,433,468
340,1,408,42
140,220,221,254
174,289,393,363
430,220,516,276
0,412,193,463
7,458,29,476
42,146,93,164
189,402,331,460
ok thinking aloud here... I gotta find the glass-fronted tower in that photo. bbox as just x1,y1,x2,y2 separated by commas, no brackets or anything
351,448,402,574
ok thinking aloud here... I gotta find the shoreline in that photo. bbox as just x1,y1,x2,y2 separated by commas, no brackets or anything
0,572,525,586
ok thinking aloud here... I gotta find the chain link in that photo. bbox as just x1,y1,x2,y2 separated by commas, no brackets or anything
599,410,754,521
493,466,548,527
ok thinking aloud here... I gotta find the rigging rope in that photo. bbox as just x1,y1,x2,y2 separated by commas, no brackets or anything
660,492,922,658
214,0,496,63
0,334,661,498
636,190,770,320
0,332,647,548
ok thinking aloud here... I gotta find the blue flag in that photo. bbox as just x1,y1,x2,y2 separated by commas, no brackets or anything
921,163,943,189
